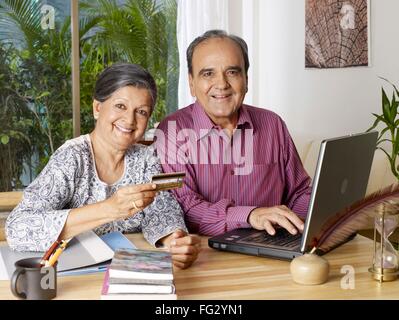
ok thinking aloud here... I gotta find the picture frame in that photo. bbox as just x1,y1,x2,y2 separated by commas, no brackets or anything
305,0,370,69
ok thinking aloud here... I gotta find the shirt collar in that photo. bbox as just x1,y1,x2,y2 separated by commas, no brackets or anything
192,100,255,140
236,103,254,131
192,101,216,140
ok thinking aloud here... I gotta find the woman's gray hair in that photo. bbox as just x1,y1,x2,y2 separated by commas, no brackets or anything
93,63,157,109
186,29,250,75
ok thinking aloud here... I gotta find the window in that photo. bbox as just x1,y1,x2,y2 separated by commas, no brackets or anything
79,0,179,132
0,0,178,191
0,0,72,191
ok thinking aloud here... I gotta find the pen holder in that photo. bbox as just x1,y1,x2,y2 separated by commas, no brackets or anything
11,257,57,300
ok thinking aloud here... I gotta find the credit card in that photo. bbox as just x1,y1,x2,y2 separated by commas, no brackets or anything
151,172,186,191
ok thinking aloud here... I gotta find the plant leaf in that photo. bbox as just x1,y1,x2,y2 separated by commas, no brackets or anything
377,146,393,163
367,115,381,132
376,138,393,147
377,127,390,141
391,91,399,120
382,87,393,124
372,113,389,128
380,76,399,98
36,91,50,100
0,135,10,145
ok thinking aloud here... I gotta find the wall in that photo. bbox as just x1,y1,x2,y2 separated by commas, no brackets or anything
254,0,399,156
246,0,399,189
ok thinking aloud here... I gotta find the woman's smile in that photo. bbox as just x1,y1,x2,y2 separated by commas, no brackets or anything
114,123,135,134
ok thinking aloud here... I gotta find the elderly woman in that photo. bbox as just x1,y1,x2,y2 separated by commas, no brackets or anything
6,63,200,269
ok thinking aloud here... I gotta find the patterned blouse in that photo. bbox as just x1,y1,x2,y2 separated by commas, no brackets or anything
5,135,187,252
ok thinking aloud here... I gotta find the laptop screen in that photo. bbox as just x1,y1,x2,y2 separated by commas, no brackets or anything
300,131,378,252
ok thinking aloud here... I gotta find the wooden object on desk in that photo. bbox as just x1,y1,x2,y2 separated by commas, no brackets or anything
0,192,22,212
0,191,22,241
0,234,398,300
290,253,330,285
0,212,7,241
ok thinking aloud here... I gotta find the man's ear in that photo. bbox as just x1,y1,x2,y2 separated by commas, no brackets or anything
93,100,101,120
188,73,196,98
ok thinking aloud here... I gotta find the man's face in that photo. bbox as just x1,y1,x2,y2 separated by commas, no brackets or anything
189,37,247,126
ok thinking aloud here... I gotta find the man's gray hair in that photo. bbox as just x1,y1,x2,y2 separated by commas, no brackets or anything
186,29,250,75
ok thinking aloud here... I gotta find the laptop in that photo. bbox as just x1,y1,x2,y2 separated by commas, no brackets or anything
208,131,378,260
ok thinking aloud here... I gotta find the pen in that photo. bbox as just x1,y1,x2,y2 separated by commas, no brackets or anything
40,239,61,266
46,239,71,267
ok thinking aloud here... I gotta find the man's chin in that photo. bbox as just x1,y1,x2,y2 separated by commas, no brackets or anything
213,108,239,118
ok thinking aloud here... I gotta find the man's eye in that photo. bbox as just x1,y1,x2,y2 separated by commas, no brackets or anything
115,104,126,109
202,71,213,78
227,70,239,76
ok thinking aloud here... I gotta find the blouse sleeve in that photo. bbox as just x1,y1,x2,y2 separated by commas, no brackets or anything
139,146,188,247
5,146,77,252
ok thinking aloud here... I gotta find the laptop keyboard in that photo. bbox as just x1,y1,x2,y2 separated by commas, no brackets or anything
238,228,302,249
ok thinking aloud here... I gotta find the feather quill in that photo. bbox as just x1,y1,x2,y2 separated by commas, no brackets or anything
310,183,399,253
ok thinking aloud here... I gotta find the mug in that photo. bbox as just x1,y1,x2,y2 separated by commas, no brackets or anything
10,257,57,300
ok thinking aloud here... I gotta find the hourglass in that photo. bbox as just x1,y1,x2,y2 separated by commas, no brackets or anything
368,203,399,282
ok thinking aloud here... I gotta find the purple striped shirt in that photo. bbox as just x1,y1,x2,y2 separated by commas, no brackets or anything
155,101,312,236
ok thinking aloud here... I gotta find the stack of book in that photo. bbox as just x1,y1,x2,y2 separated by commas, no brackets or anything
101,248,176,300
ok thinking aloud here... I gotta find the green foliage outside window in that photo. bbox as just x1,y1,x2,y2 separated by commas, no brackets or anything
0,0,179,191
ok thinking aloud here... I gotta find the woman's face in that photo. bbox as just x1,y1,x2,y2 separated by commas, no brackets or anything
93,86,152,150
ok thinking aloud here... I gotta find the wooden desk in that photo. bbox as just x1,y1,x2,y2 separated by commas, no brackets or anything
0,234,398,300
0,192,22,211
0,192,22,241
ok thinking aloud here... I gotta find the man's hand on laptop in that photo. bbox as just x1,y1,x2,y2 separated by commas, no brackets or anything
248,206,304,236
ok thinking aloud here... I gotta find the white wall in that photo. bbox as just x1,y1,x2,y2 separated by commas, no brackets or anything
177,0,398,189
254,0,399,158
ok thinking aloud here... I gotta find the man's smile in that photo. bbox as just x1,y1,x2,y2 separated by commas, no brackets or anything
211,93,232,101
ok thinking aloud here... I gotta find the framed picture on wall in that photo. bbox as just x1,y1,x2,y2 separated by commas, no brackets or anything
305,0,370,68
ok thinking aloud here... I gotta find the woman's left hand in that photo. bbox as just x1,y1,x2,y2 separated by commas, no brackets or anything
162,230,201,269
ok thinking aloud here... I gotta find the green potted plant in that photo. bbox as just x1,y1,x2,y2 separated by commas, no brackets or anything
359,79,399,245
367,78,399,180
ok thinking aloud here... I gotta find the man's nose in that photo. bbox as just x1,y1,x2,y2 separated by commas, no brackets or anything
214,73,230,89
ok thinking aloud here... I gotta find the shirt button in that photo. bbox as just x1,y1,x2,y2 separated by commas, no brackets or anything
231,200,235,205
236,223,241,227
230,169,235,175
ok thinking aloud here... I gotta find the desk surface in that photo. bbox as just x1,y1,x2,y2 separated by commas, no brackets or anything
0,234,398,300
0,192,22,212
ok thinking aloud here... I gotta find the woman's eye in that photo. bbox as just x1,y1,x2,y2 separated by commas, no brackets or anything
136,109,149,117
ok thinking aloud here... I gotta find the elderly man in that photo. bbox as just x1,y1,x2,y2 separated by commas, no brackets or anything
155,30,311,237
